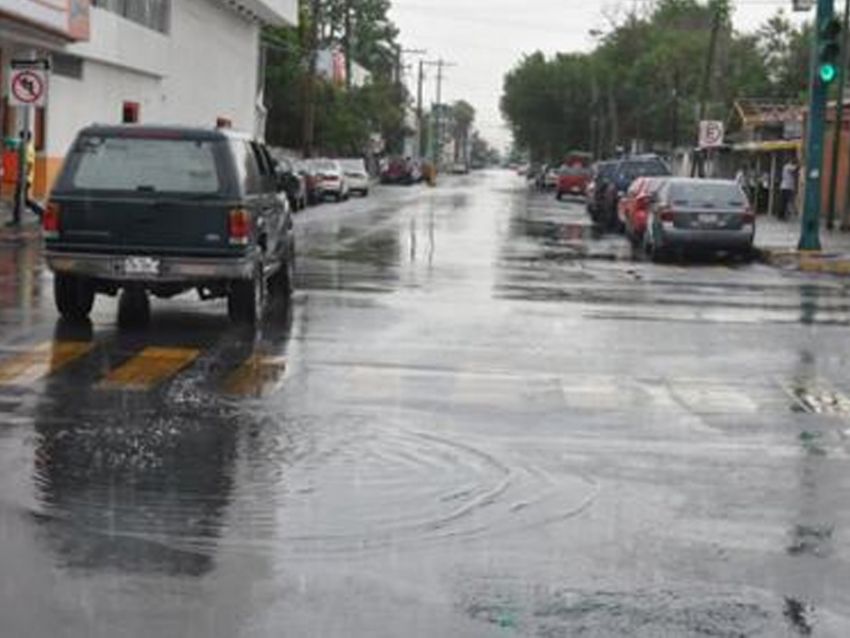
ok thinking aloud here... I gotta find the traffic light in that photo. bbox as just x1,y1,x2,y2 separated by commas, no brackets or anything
818,16,842,85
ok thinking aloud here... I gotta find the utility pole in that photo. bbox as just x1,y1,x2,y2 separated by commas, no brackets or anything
590,65,600,159
827,0,850,230
671,68,680,151
693,1,725,177
302,0,321,157
801,0,841,250
422,58,455,167
343,0,352,91
417,59,425,158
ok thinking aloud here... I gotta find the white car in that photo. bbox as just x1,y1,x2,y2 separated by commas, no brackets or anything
340,158,370,196
313,159,349,201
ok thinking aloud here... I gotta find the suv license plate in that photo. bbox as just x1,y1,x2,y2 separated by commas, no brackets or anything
124,257,160,276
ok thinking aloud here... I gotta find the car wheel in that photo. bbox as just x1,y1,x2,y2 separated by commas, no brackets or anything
228,264,264,325
54,274,95,322
117,287,150,328
270,243,295,299
556,192,563,201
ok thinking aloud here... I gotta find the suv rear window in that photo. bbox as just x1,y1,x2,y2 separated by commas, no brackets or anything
70,136,222,193
669,182,747,208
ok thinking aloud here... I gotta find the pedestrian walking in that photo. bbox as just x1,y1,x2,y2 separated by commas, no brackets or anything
10,131,44,226
735,165,751,205
780,157,798,220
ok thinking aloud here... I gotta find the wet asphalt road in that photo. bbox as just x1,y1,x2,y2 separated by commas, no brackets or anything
1,170,849,637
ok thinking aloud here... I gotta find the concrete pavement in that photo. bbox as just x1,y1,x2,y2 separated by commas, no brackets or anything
0,173,848,636
757,214,850,275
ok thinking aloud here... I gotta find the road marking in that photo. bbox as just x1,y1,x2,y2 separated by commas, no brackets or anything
222,354,287,397
0,341,94,386
99,347,200,391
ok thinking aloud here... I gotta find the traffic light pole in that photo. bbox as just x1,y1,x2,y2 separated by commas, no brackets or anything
827,0,850,230
800,0,836,251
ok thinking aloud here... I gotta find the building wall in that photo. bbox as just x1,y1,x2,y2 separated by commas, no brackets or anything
162,0,261,133
32,0,265,197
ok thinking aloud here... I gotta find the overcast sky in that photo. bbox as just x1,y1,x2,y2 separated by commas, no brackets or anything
389,0,809,150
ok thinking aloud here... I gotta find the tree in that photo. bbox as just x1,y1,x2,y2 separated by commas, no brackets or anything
500,2,808,160
263,0,406,156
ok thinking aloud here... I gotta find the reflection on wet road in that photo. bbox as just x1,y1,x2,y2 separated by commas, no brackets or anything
1,172,849,637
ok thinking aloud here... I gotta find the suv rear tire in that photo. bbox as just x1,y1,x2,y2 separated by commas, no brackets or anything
228,266,264,324
54,274,95,321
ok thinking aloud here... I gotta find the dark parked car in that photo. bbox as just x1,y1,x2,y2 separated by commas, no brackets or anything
586,160,619,222
598,155,670,230
643,178,755,261
43,125,295,326
274,157,307,211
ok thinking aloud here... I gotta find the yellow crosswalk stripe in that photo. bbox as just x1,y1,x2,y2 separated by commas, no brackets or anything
0,341,94,386
99,346,200,391
222,354,287,397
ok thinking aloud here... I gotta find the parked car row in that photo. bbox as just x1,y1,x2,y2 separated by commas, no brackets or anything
272,156,372,211
625,177,755,261
544,153,755,260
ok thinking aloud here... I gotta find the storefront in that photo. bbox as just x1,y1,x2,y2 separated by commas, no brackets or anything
2,0,297,200
0,0,90,198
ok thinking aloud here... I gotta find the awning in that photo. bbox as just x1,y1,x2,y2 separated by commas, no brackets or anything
732,140,801,153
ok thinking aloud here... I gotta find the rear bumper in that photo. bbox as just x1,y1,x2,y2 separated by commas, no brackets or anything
558,183,586,195
347,178,370,190
659,227,754,250
45,250,256,283
318,182,344,194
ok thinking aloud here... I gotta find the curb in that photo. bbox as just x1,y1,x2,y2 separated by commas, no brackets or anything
757,247,850,275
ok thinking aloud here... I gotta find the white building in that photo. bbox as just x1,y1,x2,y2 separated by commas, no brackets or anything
0,0,297,198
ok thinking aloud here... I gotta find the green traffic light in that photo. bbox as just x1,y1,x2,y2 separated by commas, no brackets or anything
821,63,838,84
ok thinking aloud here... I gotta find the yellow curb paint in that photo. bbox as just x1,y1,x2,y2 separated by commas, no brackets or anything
0,341,94,386
99,347,200,391
222,354,287,397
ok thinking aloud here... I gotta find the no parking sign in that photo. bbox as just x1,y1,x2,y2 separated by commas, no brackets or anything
8,59,50,108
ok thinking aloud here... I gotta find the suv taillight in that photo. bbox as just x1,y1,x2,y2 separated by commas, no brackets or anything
43,202,60,239
742,210,755,224
229,208,251,245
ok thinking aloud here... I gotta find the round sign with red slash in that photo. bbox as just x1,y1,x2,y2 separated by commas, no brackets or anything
10,70,47,107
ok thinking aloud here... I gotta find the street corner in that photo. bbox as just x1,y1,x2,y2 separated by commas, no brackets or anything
757,247,850,276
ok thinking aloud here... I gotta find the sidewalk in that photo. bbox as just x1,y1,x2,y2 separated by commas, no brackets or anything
0,198,41,239
756,214,850,275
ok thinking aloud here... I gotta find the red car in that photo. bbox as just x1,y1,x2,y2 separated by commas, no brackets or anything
556,165,591,200
619,176,667,241
556,151,592,200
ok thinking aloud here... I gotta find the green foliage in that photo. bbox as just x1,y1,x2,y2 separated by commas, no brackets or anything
264,0,405,155
501,4,812,161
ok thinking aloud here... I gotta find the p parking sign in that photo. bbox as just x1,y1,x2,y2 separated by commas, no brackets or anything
698,120,725,149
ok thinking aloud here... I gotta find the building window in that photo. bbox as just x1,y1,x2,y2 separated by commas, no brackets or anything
91,0,171,34
52,53,84,80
